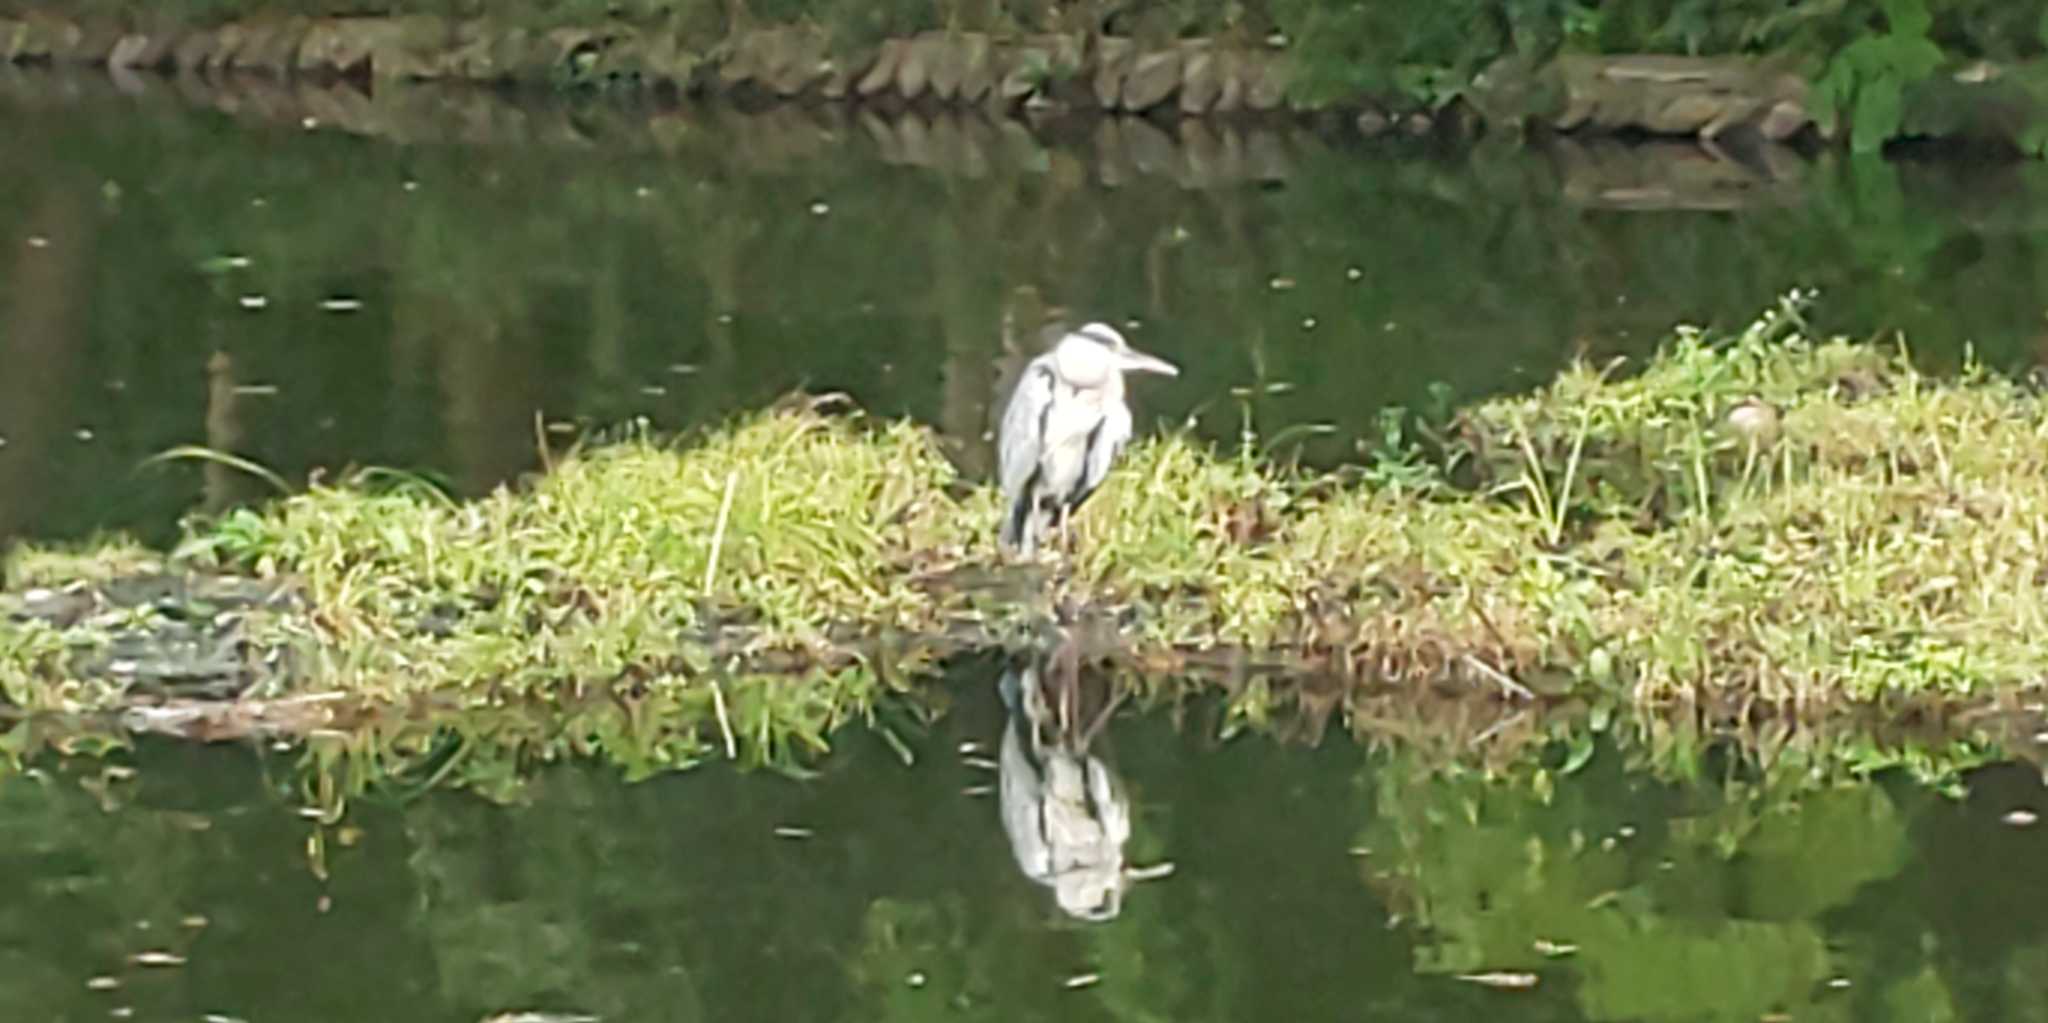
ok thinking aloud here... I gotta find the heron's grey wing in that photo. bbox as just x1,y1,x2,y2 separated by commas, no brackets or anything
1072,399,1134,508
998,358,1056,504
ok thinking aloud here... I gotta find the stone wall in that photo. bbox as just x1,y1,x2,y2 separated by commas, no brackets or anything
2,8,2043,152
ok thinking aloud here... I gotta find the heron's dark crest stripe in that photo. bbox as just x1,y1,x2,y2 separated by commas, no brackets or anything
1075,322,1124,347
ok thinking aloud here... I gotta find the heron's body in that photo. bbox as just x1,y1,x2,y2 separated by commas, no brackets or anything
998,323,1176,557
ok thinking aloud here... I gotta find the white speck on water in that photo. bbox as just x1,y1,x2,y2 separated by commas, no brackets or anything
86,976,120,991
1268,276,1296,291
1345,266,1363,281
319,297,363,313
110,1007,134,1019
1383,321,1399,332
636,186,653,198
962,785,994,797
809,200,829,215
961,755,999,772
1301,316,1318,330
715,313,734,325
1827,977,1851,989
667,363,698,375
402,180,419,192
108,660,139,675
129,951,186,968
1063,972,1101,990
1617,825,1636,838
773,825,814,839
250,197,267,208
640,385,668,397
75,428,95,442
906,971,927,989
2004,809,2039,827
238,295,269,310
232,384,280,396
957,740,984,755
26,235,48,248
301,116,319,130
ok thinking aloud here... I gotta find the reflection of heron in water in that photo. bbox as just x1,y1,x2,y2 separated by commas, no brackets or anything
996,639,1164,922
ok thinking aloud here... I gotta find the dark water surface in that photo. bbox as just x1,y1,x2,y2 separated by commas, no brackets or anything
5,70,2048,547
8,656,2048,1022
8,72,2048,1022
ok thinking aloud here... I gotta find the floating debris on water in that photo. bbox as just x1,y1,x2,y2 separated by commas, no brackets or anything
318,298,363,313
181,915,210,929
1347,846,1371,857
667,363,698,375
110,1007,134,1019
1345,266,1363,280
129,951,187,968
1063,972,1101,990
1533,939,1578,957
237,295,269,310
86,976,121,991
27,235,49,248
906,971,927,989
808,200,830,215
232,384,281,396
2003,809,2038,827
961,755,1000,772
640,386,668,397
203,1014,251,1023
402,180,419,192
956,740,985,756
479,1013,600,1023
75,428,96,442
1301,316,1318,330
1267,275,1296,291
773,826,815,839
1827,976,1852,989
1456,971,1538,990
961,785,994,797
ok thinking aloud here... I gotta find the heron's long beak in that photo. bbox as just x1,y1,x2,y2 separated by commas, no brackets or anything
1117,349,1179,376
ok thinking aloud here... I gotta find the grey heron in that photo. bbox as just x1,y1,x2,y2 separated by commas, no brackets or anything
997,322,1179,557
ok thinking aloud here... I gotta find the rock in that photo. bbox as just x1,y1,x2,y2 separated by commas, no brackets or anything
642,32,700,89
170,29,221,71
68,20,126,63
956,33,994,103
1092,36,1133,109
1122,49,1181,112
896,34,932,100
17,13,81,61
997,43,1049,104
1180,46,1220,114
857,38,903,97
758,28,829,96
108,34,159,70
1212,49,1245,112
203,22,248,71
1245,55,1289,111
440,19,503,79
818,50,866,99
923,32,963,101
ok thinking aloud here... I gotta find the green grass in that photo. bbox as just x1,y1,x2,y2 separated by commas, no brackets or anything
5,298,2048,780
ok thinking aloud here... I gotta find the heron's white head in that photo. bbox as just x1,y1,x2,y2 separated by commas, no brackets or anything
1052,322,1180,389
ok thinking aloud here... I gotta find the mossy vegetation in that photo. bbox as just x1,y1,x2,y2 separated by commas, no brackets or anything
5,298,2048,779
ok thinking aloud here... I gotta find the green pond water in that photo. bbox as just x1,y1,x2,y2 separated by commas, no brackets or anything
7,68,2048,1022
7,652,2048,1022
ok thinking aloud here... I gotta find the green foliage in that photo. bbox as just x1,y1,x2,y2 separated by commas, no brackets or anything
1812,0,1948,151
